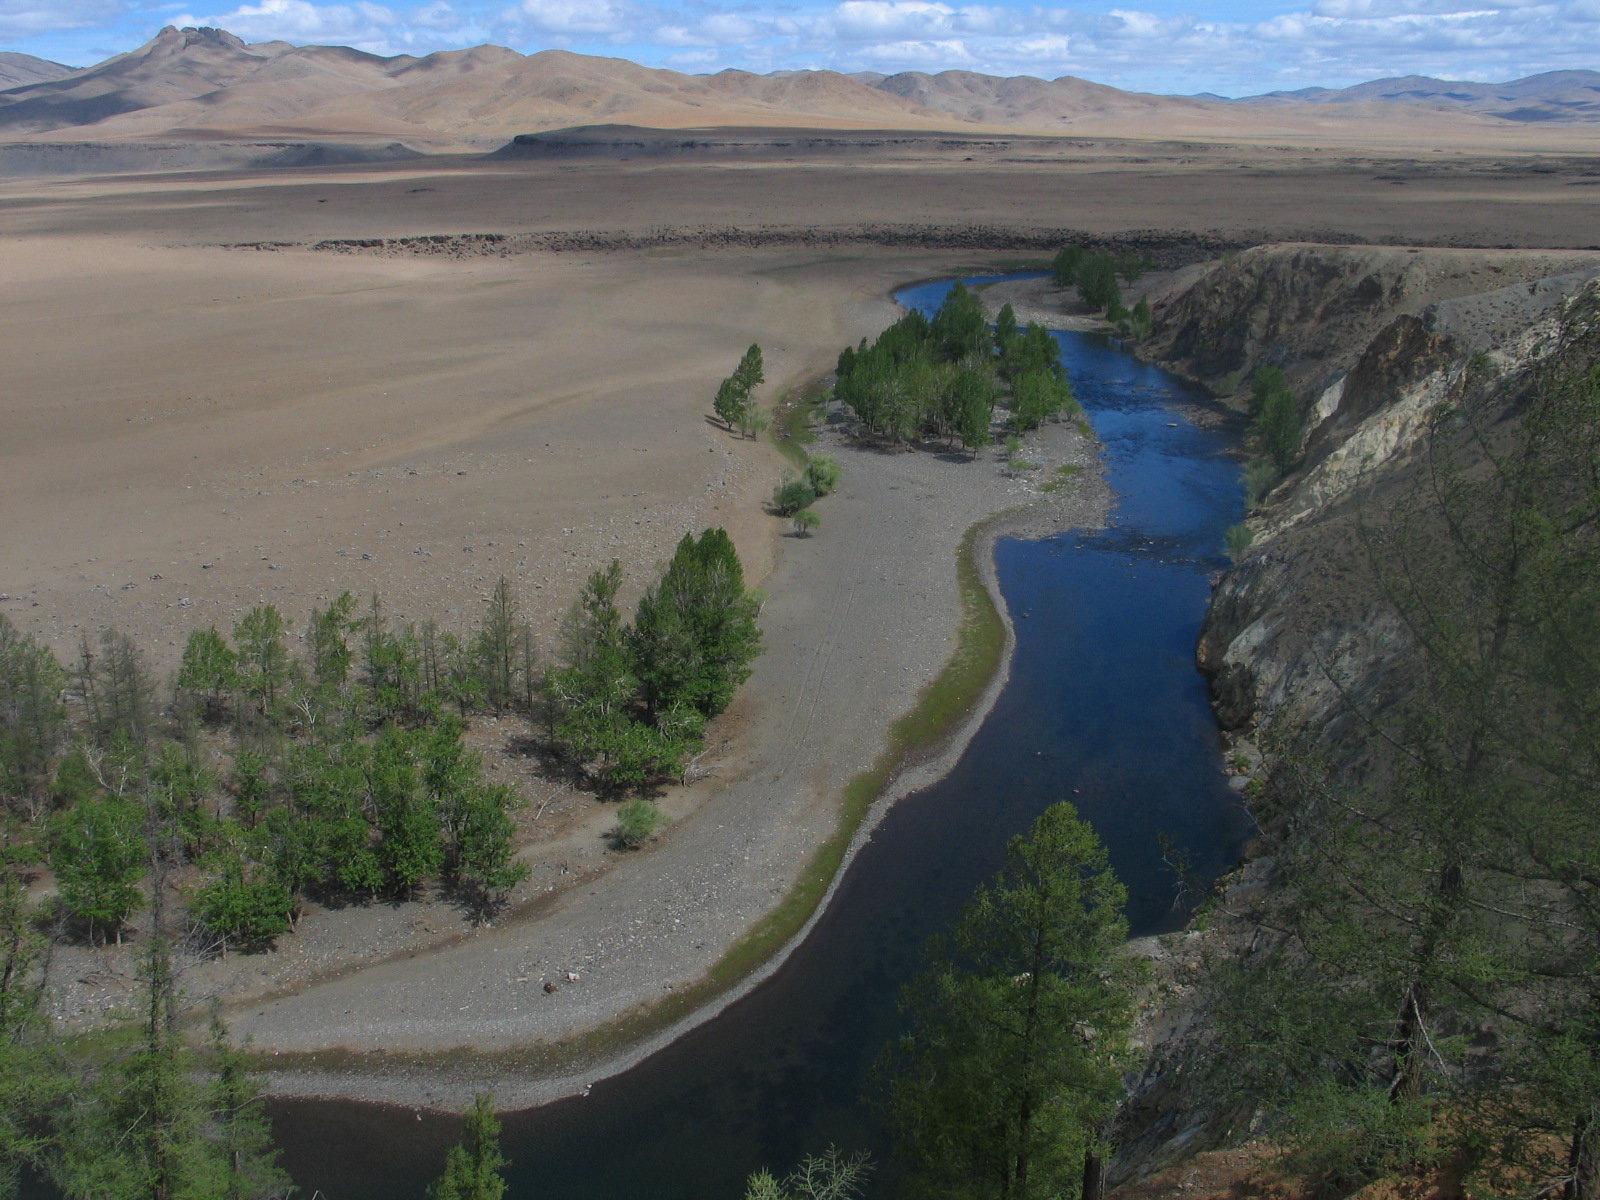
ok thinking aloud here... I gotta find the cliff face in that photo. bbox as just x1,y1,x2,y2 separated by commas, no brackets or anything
1109,244,1600,1189
1146,244,1600,747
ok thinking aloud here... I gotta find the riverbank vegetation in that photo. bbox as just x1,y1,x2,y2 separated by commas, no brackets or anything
1225,366,1305,555
1,867,290,1199
884,801,1144,1200
714,344,768,439
0,526,760,968
833,282,1078,450
1051,245,1154,338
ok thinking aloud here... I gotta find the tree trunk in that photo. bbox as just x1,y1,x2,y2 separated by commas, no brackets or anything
1567,1110,1600,1200
1081,1148,1106,1200
1388,977,1432,1103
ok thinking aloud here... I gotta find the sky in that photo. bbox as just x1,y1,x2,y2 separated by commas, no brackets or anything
5,0,1600,97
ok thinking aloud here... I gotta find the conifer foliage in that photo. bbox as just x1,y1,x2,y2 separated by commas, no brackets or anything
833,282,1077,448
547,528,762,796
886,802,1144,1200
429,1094,509,1200
714,344,767,437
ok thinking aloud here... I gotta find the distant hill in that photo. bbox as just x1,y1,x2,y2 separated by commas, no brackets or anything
865,69,1220,127
1232,69,1600,122
0,24,1562,154
0,51,75,90
0,26,953,143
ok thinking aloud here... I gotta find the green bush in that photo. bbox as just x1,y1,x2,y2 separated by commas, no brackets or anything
1244,459,1280,509
1225,523,1256,560
192,859,295,949
804,454,840,497
613,798,663,850
772,475,818,516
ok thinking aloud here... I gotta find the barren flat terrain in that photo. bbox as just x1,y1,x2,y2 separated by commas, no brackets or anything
7,130,1599,1105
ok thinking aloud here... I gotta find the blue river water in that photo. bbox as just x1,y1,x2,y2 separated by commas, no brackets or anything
265,277,1255,1199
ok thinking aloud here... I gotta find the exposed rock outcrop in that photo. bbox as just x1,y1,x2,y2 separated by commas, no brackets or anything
1145,244,1600,747
1109,246,1600,1189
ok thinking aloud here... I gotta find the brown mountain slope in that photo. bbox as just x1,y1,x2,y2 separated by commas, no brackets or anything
0,52,75,90
0,26,294,133
0,24,1552,151
873,69,1200,125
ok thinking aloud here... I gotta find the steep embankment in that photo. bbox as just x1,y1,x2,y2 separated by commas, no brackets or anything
1107,243,1600,1188
1144,244,1600,745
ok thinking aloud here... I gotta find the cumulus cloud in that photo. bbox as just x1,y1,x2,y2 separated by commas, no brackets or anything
20,0,1600,95
173,0,397,47
507,0,636,35
0,0,124,38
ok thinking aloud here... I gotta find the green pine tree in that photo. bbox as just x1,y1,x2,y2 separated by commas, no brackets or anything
429,1094,508,1200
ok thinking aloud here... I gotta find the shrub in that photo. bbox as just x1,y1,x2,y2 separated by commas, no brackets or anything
613,798,663,850
1244,460,1280,509
772,475,818,516
1225,523,1256,561
804,454,841,497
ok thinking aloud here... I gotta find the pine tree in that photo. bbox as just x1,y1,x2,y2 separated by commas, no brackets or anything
0,869,70,1197
50,791,146,944
631,529,761,719
886,802,1143,1200
0,616,68,814
474,577,526,714
176,628,238,723
233,607,291,719
305,592,358,690
206,1010,290,1200
429,1094,508,1200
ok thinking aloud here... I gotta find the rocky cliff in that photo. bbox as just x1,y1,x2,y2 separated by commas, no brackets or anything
1106,245,1600,1189
1145,244,1600,749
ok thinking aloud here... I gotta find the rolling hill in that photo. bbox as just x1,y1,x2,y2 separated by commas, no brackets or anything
1235,69,1600,122
0,24,1576,162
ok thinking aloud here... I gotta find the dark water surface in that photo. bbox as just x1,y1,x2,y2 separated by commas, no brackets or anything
267,277,1255,1200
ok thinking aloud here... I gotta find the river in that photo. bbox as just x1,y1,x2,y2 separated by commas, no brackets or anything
267,276,1255,1199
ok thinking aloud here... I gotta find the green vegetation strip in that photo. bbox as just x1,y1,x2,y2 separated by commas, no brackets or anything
772,378,829,469
252,513,1013,1087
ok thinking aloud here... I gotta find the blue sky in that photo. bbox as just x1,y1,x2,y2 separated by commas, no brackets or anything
5,0,1599,97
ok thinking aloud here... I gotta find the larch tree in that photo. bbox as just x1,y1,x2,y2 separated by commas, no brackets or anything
887,802,1143,1200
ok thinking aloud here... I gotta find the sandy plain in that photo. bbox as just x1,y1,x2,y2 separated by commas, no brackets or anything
6,129,1600,1107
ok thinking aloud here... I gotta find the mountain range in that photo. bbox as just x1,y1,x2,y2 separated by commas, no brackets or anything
0,25,1594,153
1234,70,1600,122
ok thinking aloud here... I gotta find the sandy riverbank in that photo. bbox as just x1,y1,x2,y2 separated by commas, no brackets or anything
233,389,1109,1109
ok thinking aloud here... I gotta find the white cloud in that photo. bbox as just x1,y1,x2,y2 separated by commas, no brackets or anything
173,0,397,47
509,0,635,35
0,0,123,38
19,0,1600,97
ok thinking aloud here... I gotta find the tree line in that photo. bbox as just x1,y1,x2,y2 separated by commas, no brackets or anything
1,527,761,958
1051,246,1153,340
834,281,1078,450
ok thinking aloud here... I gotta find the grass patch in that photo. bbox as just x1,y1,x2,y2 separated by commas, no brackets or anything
772,378,829,469
250,515,1013,1087
957,257,1052,274
1038,462,1082,494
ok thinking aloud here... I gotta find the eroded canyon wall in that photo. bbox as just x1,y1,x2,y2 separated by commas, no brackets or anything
1147,243,1600,752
